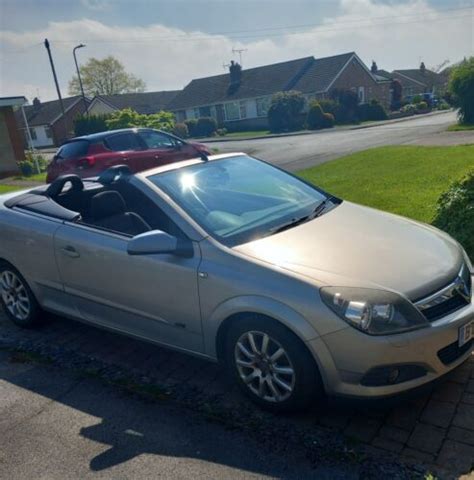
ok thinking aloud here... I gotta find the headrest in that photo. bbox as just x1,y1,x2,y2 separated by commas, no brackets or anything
90,191,126,220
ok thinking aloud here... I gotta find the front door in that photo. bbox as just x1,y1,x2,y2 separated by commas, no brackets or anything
53,222,204,353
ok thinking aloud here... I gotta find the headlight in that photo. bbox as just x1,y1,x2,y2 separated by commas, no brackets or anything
320,287,429,335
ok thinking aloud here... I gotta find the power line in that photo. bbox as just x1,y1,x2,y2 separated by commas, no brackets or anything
46,11,472,45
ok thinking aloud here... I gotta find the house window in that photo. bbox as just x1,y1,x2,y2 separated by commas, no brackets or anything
29,128,37,140
45,126,52,139
199,106,211,118
224,102,240,121
239,100,247,119
256,97,271,117
194,108,200,119
358,86,365,104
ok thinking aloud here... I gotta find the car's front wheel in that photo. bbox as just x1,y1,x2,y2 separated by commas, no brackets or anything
0,263,42,328
225,316,323,412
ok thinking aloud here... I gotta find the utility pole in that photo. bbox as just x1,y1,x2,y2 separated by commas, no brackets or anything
44,38,65,116
232,48,247,67
20,105,40,174
73,44,88,113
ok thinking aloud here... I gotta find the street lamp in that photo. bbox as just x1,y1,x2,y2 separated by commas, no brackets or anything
73,44,87,113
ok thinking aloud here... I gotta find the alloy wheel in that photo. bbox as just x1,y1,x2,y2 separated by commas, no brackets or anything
234,330,296,403
0,270,30,321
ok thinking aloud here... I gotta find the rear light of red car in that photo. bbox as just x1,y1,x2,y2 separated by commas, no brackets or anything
78,156,96,170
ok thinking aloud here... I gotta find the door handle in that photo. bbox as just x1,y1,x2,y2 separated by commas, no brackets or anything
60,246,80,258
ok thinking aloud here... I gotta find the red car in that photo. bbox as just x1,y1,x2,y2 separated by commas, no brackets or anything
46,128,211,183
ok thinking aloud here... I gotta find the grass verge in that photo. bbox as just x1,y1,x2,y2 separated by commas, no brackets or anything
447,123,474,131
298,145,474,224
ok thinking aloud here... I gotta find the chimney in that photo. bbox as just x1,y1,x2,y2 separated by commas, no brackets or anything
33,97,41,110
420,61,426,74
229,60,242,86
371,61,378,74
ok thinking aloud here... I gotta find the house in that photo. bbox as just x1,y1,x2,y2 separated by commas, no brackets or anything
87,90,180,116
15,95,89,148
167,52,391,130
0,96,26,177
391,62,446,98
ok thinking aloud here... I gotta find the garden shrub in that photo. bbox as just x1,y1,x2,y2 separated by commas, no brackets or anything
357,101,388,121
172,123,189,138
433,170,474,260
400,104,416,114
329,89,359,123
74,114,109,136
216,128,227,136
412,95,423,104
306,101,324,130
449,57,474,124
195,117,217,137
322,112,335,128
17,160,35,177
267,91,305,132
416,101,428,111
184,119,198,137
437,102,450,110
318,99,338,117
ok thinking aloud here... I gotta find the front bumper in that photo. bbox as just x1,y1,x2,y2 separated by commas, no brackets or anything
307,281,474,398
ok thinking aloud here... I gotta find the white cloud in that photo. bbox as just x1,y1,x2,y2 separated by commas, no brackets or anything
0,0,472,101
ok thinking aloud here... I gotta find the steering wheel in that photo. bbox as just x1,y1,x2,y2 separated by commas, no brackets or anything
46,174,84,198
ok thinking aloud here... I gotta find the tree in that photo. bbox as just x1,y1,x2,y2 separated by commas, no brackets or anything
449,57,474,124
306,101,324,130
68,56,146,96
329,88,358,123
267,91,305,132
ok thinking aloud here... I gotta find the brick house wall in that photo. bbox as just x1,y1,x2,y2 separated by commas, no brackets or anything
391,73,426,98
0,106,24,177
329,58,391,108
51,99,88,146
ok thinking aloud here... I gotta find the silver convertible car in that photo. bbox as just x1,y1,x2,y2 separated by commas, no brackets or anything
0,153,473,411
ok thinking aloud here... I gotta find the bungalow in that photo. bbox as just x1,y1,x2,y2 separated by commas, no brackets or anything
391,63,446,98
15,95,89,148
87,90,180,116
168,52,391,130
0,96,26,177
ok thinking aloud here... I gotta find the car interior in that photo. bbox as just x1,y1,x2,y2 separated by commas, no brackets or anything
5,166,183,238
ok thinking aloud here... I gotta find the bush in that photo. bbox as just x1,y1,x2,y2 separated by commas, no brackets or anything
184,119,198,137
172,122,189,139
195,117,217,137
17,160,35,177
438,102,450,110
267,91,305,132
74,114,108,136
144,111,175,132
357,100,388,122
25,151,48,172
416,101,428,111
448,57,474,124
412,95,423,104
329,89,359,123
390,79,402,111
433,170,474,260
400,104,416,114
318,99,338,117
105,108,175,132
306,101,324,130
216,128,227,136
322,112,335,128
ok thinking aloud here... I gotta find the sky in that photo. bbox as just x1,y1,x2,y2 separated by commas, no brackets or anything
1,0,473,102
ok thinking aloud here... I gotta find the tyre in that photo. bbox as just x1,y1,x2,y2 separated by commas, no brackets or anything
0,262,42,328
225,315,323,412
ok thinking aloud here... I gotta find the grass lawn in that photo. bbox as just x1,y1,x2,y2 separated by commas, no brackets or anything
298,145,474,224
447,123,474,131
14,172,47,182
222,130,271,139
0,185,21,194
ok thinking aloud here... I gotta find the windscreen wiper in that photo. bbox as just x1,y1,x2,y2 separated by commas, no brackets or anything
269,199,333,235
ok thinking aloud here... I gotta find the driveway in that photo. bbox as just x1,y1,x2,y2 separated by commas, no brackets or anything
208,111,472,171
1,311,473,479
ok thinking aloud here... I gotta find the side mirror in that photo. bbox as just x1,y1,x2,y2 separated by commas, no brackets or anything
127,230,193,258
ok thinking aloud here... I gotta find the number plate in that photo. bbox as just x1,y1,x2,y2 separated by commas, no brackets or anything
459,321,474,347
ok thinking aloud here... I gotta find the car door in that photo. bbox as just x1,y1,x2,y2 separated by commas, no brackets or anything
103,132,151,174
53,187,204,353
137,130,189,168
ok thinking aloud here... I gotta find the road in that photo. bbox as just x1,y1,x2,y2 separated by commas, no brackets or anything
208,111,470,171
0,350,359,480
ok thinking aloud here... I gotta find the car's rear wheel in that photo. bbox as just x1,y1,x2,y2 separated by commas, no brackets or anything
225,316,323,412
0,263,42,328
